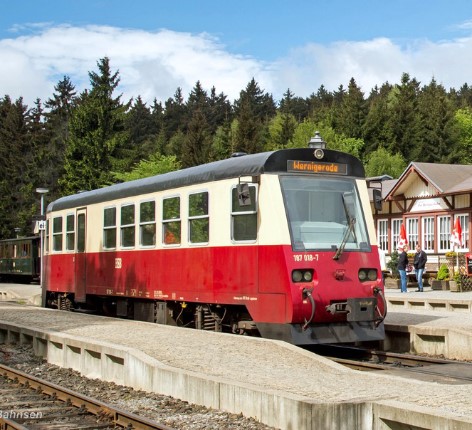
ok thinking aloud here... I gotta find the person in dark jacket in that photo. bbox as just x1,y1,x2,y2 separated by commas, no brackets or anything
397,245,409,293
413,244,427,292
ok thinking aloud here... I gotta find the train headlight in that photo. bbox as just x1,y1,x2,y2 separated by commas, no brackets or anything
358,269,378,282
292,270,313,283
314,148,324,159
367,269,378,281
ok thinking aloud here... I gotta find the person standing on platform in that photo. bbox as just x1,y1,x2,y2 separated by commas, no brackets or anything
397,245,409,293
413,244,427,292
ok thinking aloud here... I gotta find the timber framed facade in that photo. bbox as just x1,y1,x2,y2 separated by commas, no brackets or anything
371,162,471,264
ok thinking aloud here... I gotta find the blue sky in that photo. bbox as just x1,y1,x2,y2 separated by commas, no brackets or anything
2,0,472,106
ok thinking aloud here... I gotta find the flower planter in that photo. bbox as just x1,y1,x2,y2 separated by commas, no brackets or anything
431,280,449,290
385,278,401,289
449,280,461,292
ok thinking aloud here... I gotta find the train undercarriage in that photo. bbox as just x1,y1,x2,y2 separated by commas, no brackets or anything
46,291,259,336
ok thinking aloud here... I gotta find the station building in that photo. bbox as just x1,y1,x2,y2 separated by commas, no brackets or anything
370,162,472,275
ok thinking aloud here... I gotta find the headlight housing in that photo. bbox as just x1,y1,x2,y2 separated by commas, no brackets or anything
358,268,378,282
292,269,313,283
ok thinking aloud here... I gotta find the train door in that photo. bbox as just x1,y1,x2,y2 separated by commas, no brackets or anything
75,209,87,302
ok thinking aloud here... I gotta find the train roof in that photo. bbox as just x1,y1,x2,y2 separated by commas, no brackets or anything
48,148,365,212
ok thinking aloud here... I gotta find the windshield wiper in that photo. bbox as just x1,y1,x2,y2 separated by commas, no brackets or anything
333,217,356,260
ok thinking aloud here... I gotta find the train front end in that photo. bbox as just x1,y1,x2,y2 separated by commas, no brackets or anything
256,149,386,345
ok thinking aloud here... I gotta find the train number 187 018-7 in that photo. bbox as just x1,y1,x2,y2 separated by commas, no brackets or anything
293,254,319,262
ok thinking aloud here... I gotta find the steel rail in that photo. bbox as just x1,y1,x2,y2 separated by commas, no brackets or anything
0,363,177,430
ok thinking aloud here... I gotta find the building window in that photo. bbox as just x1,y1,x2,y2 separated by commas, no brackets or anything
140,200,156,247
438,215,451,252
189,192,209,244
52,216,63,251
66,214,75,251
163,196,181,245
455,214,469,251
231,185,257,242
422,217,434,251
103,207,117,249
121,204,135,248
407,218,418,250
377,219,388,251
391,218,402,251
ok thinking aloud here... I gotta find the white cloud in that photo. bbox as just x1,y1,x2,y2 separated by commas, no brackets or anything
1,24,472,108
273,35,472,96
0,24,272,107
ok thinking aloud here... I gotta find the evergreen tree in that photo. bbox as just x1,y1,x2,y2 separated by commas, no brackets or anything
234,79,275,153
415,78,456,162
60,57,128,194
362,83,395,156
336,78,367,139
126,96,158,163
0,96,34,237
181,107,212,167
43,76,77,201
279,88,310,122
386,73,422,160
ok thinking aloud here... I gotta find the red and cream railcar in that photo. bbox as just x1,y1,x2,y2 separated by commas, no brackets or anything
43,146,386,345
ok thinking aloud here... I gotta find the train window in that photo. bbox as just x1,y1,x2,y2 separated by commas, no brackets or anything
52,216,63,251
163,196,181,245
140,201,156,247
103,207,117,249
231,185,257,242
189,192,209,244
66,214,75,251
21,243,30,257
121,204,135,248
77,214,86,252
280,176,370,252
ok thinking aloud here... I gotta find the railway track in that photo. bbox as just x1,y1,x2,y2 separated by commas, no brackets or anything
312,345,472,384
0,363,176,430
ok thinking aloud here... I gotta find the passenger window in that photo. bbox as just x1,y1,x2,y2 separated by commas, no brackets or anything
103,207,117,249
163,197,181,245
231,185,257,241
53,216,63,251
121,204,135,248
66,214,75,251
189,192,209,244
140,201,156,247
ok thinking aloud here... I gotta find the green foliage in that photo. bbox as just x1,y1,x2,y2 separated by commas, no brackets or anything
3,60,472,238
437,264,450,281
452,108,472,164
112,153,181,182
365,147,406,177
60,57,128,194
386,250,399,279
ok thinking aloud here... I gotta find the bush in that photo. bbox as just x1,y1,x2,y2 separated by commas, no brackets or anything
387,250,399,279
437,264,450,281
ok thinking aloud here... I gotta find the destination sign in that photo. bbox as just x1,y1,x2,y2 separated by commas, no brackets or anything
287,160,347,175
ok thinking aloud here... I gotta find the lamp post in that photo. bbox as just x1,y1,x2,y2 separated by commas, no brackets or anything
36,188,49,307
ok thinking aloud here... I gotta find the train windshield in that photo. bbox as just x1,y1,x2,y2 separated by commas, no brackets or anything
280,176,370,252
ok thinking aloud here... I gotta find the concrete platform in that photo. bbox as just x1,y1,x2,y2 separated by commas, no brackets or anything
0,282,41,306
383,288,472,360
2,283,472,429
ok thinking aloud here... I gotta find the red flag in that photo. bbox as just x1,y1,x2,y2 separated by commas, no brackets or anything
397,223,408,249
451,218,462,248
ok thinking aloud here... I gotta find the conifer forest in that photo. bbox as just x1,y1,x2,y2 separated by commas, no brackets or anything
1,56,472,238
